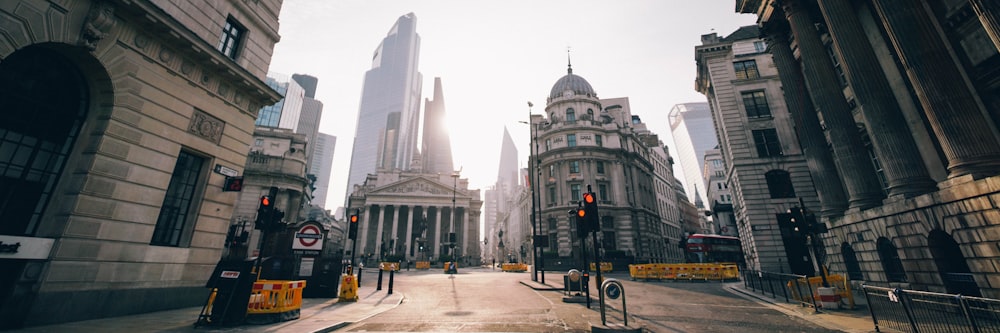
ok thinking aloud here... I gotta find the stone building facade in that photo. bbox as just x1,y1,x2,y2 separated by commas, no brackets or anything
532,64,682,265
345,171,483,266
736,0,1000,297
696,26,821,275
0,0,283,327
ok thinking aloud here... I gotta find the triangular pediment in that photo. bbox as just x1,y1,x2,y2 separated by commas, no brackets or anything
371,176,455,196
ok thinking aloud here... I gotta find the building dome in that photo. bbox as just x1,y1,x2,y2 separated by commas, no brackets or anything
548,66,596,100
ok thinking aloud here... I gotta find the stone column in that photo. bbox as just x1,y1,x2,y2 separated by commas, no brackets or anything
404,206,414,259
359,205,372,258
871,0,1000,178
971,0,1000,52
375,205,387,259
390,205,400,245
433,206,443,257
816,0,937,197
781,0,885,209
763,19,848,216
461,207,469,258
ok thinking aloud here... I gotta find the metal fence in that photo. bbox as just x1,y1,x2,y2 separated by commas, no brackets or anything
863,285,1000,332
741,270,818,309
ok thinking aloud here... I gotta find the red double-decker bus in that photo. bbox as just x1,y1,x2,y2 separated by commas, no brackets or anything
684,234,742,264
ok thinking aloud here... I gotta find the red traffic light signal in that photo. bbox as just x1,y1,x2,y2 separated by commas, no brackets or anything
576,208,586,219
348,210,360,240
350,215,358,223
260,195,272,208
583,192,595,204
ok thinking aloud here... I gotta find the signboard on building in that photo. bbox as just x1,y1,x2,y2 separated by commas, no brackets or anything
292,222,324,255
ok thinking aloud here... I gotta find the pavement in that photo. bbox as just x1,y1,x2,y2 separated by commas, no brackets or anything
7,268,877,333
519,272,878,333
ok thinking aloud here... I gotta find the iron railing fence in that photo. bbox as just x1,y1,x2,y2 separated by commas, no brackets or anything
741,270,818,310
863,285,1000,333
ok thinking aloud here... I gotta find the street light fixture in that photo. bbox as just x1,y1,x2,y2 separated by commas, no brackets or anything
450,168,461,269
521,101,546,283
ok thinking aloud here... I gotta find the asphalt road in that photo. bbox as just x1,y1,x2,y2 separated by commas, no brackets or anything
336,267,843,332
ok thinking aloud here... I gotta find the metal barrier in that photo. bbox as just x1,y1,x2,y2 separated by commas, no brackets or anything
380,262,399,271
501,263,528,272
246,280,306,324
863,285,1000,333
786,274,856,309
589,262,613,273
742,270,818,310
629,263,739,281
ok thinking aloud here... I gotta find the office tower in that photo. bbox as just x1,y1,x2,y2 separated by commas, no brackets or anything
311,133,336,208
421,77,453,174
669,102,716,207
257,72,304,131
496,127,519,198
346,13,423,198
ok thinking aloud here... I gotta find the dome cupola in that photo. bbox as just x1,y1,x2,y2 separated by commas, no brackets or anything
548,60,596,100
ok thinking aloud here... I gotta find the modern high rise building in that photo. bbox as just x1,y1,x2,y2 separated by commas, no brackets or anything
669,102,716,208
484,127,520,262
311,133,337,208
421,77,453,175
346,13,423,200
257,72,305,131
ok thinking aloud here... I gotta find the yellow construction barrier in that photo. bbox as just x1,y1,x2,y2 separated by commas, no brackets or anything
246,280,305,324
629,263,739,281
380,262,400,271
415,261,430,269
338,274,358,302
589,262,613,272
501,263,528,272
786,274,856,309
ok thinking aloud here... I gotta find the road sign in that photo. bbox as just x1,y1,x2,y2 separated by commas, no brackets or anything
214,164,238,177
292,223,324,251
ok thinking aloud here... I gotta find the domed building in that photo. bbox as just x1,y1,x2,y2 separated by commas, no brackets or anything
526,62,684,268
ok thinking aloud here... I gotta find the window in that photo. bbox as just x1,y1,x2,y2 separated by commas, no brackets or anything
569,161,580,174
877,237,907,282
587,108,594,118
596,161,605,174
765,170,795,198
842,243,864,280
545,139,551,150
218,17,245,60
753,41,766,53
548,165,555,179
598,184,608,200
566,108,576,123
752,129,782,157
595,135,603,147
567,134,577,147
547,186,556,207
571,184,582,201
734,60,759,80
826,43,847,87
741,90,771,118
254,138,263,146
151,150,206,247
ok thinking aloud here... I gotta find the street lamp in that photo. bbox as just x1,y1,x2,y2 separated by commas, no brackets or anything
450,169,460,269
521,101,546,283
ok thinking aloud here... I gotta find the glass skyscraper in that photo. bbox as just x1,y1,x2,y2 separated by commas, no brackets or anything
345,13,423,200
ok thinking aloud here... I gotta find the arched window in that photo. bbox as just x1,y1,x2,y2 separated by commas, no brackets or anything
928,229,980,296
0,47,88,236
841,243,864,280
566,108,576,123
765,170,795,198
876,237,907,282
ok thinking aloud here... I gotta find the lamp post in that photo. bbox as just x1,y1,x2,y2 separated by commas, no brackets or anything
521,101,545,283
450,169,460,271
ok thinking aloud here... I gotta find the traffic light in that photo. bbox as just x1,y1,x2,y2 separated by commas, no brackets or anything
348,210,359,240
582,190,599,232
255,194,274,230
572,205,588,238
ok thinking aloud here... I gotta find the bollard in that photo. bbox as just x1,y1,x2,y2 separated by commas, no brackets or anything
388,269,395,295
357,267,363,286
376,268,384,291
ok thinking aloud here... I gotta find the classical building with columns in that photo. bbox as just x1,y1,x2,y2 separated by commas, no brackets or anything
345,170,482,265
732,0,1000,297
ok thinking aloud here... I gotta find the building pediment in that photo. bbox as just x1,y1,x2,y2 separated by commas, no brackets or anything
371,176,455,196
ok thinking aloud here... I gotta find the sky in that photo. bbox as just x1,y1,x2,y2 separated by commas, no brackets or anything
266,0,760,213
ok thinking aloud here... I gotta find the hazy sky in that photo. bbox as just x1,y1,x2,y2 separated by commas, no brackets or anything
267,0,759,212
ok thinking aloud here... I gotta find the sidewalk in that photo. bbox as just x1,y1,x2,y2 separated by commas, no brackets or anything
522,273,877,333
8,282,404,333
725,282,877,333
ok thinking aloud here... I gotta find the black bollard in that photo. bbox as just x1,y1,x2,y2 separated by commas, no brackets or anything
357,267,363,285
376,268,384,291
388,269,395,295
